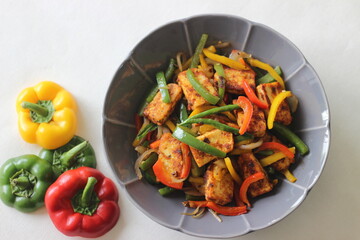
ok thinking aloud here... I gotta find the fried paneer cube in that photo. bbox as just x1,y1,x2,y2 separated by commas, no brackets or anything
235,103,266,137
143,83,182,125
190,129,234,167
157,133,184,178
214,67,255,95
204,160,234,205
177,68,218,110
237,153,273,198
256,82,292,125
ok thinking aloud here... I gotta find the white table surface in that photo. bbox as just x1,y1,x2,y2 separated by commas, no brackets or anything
0,1,359,239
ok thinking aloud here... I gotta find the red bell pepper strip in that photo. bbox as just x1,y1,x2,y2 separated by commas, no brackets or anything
45,167,120,238
235,96,253,135
135,114,142,133
257,142,295,159
239,172,265,207
180,143,191,179
150,139,161,149
152,158,183,189
183,200,247,216
242,80,269,109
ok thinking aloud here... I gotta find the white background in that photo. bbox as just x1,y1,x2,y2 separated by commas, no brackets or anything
0,1,359,239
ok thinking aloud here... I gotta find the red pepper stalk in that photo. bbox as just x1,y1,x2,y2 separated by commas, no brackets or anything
45,167,120,238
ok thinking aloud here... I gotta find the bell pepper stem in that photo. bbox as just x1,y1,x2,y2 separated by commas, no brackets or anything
60,141,88,167
80,177,97,208
21,101,49,116
11,176,31,190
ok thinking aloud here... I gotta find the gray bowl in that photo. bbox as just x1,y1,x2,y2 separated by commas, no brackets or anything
103,14,330,238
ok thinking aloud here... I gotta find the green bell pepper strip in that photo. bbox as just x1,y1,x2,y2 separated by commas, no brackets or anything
0,154,54,212
142,168,157,185
179,118,239,135
214,63,226,101
272,122,309,155
172,126,226,158
158,186,176,196
186,69,220,105
256,66,282,85
190,34,208,68
156,71,171,103
165,58,176,81
39,136,96,178
139,153,158,171
179,103,189,123
256,150,274,156
234,133,254,143
135,122,158,140
183,104,240,124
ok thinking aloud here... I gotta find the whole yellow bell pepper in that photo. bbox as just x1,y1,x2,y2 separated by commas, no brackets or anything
16,81,77,149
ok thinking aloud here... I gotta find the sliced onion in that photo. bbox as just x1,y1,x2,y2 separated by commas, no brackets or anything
205,57,220,65
134,148,158,179
162,127,171,134
193,207,206,218
287,94,299,113
208,209,223,222
183,189,204,197
135,146,148,154
229,50,252,61
156,126,163,140
239,139,263,150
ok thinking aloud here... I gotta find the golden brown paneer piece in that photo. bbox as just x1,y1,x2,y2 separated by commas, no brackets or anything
260,134,295,172
157,133,184,178
177,68,218,110
214,67,255,95
256,82,292,125
204,160,234,205
237,153,273,198
234,103,267,137
143,83,182,125
190,129,234,167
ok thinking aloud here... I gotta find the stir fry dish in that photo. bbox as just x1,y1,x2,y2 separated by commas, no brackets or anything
133,34,309,220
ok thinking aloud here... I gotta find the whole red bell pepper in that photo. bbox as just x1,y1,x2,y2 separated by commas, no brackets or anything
45,167,120,238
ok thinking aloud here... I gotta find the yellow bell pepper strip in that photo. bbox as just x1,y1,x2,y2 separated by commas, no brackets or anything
239,172,265,207
190,34,208,68
218,101,237,121
257,142,295,159
267,91,292,129
207,45,216,53
198,124,215,134
282,169,297,183
234,96,253,135
247,58,285,89
16,81,77,150
165,120,176,132
224,157,242,185
260,147,296,167
203,49,249,70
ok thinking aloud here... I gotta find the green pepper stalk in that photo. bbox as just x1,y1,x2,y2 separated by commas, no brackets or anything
39,136,96,178
165,58,176,81
256,66,282,85
186,69,220,105
156,71,171,103
272,122,309,155
179,103,189,123
172,126,226,158
190,34,208,68
179,118,239,135
183,104,240,124
0,154,54,212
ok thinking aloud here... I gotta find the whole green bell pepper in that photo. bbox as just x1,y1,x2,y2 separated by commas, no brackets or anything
39,136,96,178
0,154,54,212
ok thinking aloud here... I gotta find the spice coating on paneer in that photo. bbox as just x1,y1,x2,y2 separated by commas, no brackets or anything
157,133,184,179
143,83,183,125
177,68,218,110
256,82,292,125
235,104,266,137
204,160,234,205
189,129,234,167
237,153,273,198
214,67,255,95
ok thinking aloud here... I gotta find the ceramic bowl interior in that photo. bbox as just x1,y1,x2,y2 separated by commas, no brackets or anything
103,14,330,238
